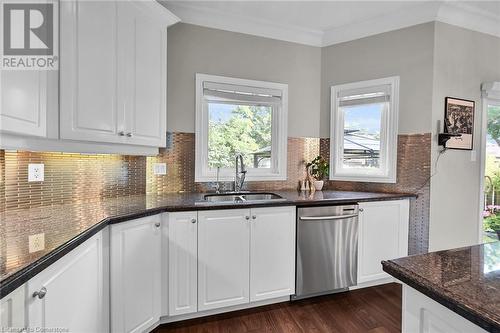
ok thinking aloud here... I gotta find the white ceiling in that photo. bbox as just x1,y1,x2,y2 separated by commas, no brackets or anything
161,1,500,46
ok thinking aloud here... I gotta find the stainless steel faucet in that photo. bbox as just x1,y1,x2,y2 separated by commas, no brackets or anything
214,167,221,194
234,153,247,192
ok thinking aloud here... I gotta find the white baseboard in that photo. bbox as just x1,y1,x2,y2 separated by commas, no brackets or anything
159,296,290,325
349,277,397,290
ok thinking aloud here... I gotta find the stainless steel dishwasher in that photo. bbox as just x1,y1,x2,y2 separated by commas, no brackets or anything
293,204,359,300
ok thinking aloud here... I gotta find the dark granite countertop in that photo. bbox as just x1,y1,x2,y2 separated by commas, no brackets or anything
0,190,414,298
382,242,500,333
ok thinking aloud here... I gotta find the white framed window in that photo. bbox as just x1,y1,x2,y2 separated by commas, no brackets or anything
195,73,288,182
330,76,399,183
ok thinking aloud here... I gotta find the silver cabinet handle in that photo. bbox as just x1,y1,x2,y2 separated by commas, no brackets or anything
252,215,256,220
118,131,125,136
33,287,47,299
299,213,358,221
191,218,196,224
359,208,364,212
154,222,160,228
126,132,133,137
245,216,250,220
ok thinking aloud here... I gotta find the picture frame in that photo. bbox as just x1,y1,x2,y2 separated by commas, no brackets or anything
444,97,475,150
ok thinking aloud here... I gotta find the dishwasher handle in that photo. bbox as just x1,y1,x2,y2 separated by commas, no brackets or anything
299,213,358,221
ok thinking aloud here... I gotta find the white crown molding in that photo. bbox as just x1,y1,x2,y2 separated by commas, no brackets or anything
435,1,500,39
322,2,440,46
162,1,324,46
162,1,500,48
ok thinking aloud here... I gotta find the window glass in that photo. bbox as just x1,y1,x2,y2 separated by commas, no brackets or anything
330,76,399,183
342,103,383,170
207,102,272,169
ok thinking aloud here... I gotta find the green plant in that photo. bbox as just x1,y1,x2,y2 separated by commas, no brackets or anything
306,156,329,180
484,214,500,232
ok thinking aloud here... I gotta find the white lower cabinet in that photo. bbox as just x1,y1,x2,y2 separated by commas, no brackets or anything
1,285,26,330
357,199,409,285
403,284,487,333
167,207,296,316
110,215,162,333
167,211,198,316
27,231,108,333
198,209,250,311
250,207,296,302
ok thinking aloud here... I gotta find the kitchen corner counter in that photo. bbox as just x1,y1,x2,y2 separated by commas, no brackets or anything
1,190,414,298
382,242,500,333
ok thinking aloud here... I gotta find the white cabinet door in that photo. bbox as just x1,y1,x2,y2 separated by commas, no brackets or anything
119,2,167,147
0,71,48,137
28,231,107,333
168,211,198,316
0,285,26,330
358,199,409,284
250,206,296,302
110,215,161,333
198,209,250,311
59,0,124,144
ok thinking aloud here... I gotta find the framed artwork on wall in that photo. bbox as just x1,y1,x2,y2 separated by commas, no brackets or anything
444,97,475,150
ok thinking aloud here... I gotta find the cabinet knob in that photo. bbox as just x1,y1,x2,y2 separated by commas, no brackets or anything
191,218,197,224
118,131,125,136
359,208,364,212
245,216,250,220
126,132,133,137
155,222,161,228
33,287,47,299
252,215,257,220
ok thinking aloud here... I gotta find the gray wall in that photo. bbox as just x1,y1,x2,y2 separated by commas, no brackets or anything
429,22,500,251
167,21,500,252
167,23,322,138
320,23,435,137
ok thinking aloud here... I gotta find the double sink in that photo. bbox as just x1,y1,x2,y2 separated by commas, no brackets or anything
202,192,286,204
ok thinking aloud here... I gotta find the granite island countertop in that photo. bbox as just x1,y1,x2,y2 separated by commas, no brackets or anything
382,242,500,333
1,190,414,298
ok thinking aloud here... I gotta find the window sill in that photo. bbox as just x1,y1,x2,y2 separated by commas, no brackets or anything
329,174,396,184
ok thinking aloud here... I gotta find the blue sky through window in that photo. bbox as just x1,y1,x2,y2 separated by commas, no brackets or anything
344,103,383,135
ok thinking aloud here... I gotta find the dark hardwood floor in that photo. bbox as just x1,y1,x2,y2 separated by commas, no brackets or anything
154,283,402,333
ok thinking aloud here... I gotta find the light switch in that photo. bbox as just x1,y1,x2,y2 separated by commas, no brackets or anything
153,163,167,175
28,164,44,182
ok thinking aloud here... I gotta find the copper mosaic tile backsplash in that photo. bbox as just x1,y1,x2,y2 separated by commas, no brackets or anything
1,151,146,210
320,134,432,254
0,132,431,254
146,133,320,194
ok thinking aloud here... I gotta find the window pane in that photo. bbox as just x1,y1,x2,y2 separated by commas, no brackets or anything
208,102,272,169
342,103,384,169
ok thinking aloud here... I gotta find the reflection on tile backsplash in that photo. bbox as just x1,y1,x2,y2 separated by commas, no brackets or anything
146,133,320,194
0,132,431,253
1,151,146,210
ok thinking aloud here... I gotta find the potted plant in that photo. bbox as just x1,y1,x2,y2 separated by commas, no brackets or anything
306,156,329,191
484,212,500,240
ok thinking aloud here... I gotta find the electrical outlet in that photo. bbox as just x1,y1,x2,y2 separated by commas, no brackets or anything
153,163,167,175
28,164,44,182
28,233,45,253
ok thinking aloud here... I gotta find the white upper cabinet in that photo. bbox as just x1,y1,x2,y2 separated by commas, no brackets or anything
0,70,50,137
357,199,409,284
119,2,168,147
198,209,250,311
250,206,296,302
110,215,162,333
27,231,107,333
59,0,122,143
59,0,177,147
